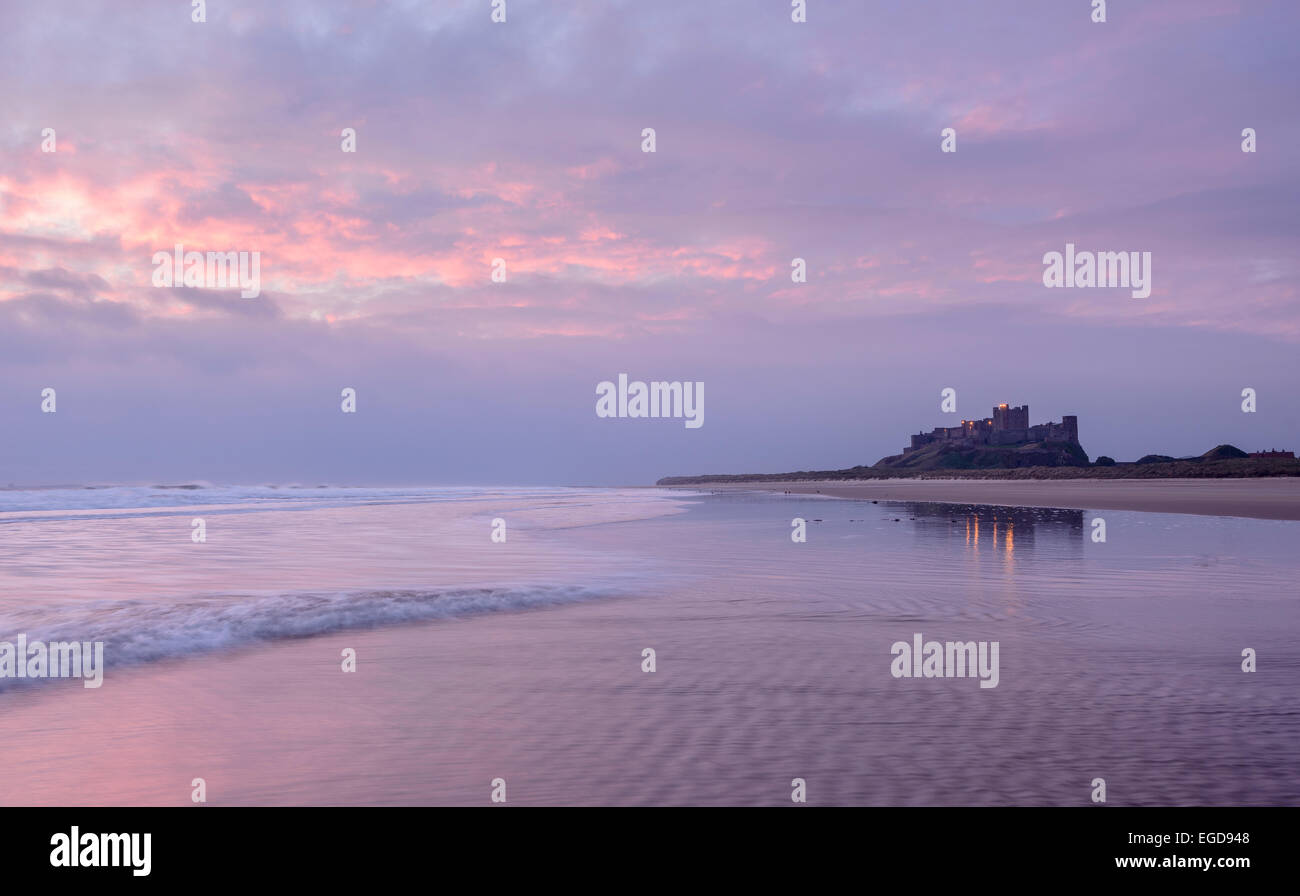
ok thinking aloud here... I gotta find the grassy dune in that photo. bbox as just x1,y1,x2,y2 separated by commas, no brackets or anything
657,455,1300,486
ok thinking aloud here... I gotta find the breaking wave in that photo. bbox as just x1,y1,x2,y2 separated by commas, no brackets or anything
0,583,616,690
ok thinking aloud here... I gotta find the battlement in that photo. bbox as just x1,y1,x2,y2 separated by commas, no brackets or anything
905,404,1078,454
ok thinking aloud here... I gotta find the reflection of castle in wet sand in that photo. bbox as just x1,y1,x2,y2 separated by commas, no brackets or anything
893,501,1085,556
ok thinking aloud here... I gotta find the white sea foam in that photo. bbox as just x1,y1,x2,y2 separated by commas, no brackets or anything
0,583,616,690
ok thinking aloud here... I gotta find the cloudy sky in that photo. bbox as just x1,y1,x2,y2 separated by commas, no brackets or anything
1,0,1296,485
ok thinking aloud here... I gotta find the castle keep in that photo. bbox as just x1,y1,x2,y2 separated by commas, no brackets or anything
905,404,1079,455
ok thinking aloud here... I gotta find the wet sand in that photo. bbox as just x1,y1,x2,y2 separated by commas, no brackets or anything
684,478,1300,521
3,491,1298,806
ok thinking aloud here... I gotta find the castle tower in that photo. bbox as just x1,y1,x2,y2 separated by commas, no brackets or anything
992,404,1010,431
992,403,1029,432
1061,415,1078,443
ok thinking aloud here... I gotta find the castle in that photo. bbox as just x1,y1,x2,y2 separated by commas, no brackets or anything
905,404,1079,455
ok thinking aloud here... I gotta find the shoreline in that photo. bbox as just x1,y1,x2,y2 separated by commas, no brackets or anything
666,477,1300,521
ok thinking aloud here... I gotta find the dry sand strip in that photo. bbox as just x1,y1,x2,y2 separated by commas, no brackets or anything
678,478,1300,521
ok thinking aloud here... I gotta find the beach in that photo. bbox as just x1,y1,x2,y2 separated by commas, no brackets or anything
2,485,1298,805
678,478,1300,521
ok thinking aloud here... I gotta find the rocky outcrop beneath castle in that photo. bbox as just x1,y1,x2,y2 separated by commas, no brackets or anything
874,439,1090,471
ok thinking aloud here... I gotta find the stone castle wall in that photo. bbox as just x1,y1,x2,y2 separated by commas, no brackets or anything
904,406,1078,454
